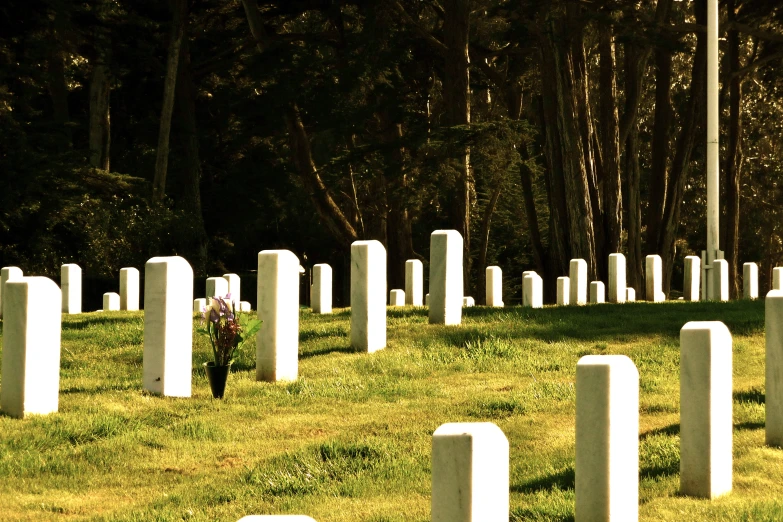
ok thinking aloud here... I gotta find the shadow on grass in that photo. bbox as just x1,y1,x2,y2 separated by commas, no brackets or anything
61,382,138,394
63,314,140,330
736,421,764,431
640,423,680,440
735,388,765,404
300,345,357,359
299,328,347,343
512,467,574,493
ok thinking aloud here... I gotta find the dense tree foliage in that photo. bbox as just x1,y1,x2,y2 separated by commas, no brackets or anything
1,0,782,303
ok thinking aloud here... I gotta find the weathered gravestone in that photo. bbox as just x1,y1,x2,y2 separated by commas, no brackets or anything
120,267,140,311
193,298,206,313
645,255,664,302
679,321,732,499
774,267,783,291
432,422,508,522
311,263,332,314
257,250,300,381
626,288,636,302
1,277,61,418
61,263,82,314
576,355,639,521
486,266,503,307
405,259,423,306
429,230,463,325
462,296,475,307
206,277,229,301
350,240,386,353
143,256,193,397
712,259,729,302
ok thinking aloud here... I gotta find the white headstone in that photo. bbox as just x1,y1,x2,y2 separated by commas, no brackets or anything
557,276,570,306
103,292,120,311
1,277,61,418
257,250,300,381
576,355,639,521
774,267,783,291
767,289,783,446
486,266,503,307
350,240,386,353
425,293,430,306
569,259,587,305
429,230,463,325
523,272,543,308
589,281,605,304
626,288,636,302
390,289,405,306
143,256,193,397
206,277,229,301
608,254,626,303
61,263,82,314
311,263,332,314
119,267,140,311
684,256,701,302
679,321,732,498
405,259,424,306
712,259,729,302
222,273,241,304
743,262,758,300
193,298,206,313
0,266,23,319
432,422,509,522
240,301,252,312
645,255,663,302
463,296,475,307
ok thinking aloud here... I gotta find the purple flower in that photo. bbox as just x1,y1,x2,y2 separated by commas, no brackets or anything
209,308,220,324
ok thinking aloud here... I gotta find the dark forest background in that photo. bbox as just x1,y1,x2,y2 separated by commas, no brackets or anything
1,0,782,305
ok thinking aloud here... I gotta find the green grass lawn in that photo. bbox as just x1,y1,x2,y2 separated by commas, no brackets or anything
1,300,782,521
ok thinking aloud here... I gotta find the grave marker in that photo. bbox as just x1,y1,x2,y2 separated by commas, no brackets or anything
405,259,423,306
257,250,300,381
766,290,783,446
120,267,140,311
712,259,728,301
1,277,61,418
743,262,758,300
684,256,701,302
311,264,332,314
390,289,405,306
103,292,119,311
0,266,23,319
206,277,229,300
570,259,587,305
590,281,605,304
608,254,626,303
223,273,241,304
557,277,570,306
350,241,386,352
486,266,503,307
61,263,82,314
523,272,543,308
645,255,664,302
429,230,463,325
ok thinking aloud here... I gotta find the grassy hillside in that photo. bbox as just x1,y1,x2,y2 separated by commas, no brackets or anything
1,300,782,521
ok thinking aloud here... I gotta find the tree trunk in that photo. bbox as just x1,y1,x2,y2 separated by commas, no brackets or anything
152,0,187,203
598,21,621,269
724,0,742,298
626,123,643,293
175,34,208,274
518,138,547,275
89,63,111,171
476,185,502,305
659,0,708,293
538,11,598,279
47,5,70,150
442,0,472,293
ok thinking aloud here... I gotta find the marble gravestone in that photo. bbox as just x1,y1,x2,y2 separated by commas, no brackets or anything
557,277,570,306
589,281,605,304
743,262,758,300
61,263,82,314
103,292,120,311
683,256,700,302
626,288,636,302
569,259,587,305
143,256,193,397
257,250,300,381
486,266,503,307
712,259,729,302
193,298,206,313
774,267,783,291
119,267,140,311
608,254,626,303
1,277,61,418
432,422,509,522
523,271,543,309
645,255,664,302
462,296,475,307
429,230,463,325
405,259,424,306
390,289,405,306
766,290,783,446
206,277,229,301
679,321,732,499
576,355,639,521
350,240,386,353
311,263,332,314
0,266,23,319
222,273,240,305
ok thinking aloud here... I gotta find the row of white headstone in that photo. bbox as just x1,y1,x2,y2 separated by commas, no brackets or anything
236,313,783,521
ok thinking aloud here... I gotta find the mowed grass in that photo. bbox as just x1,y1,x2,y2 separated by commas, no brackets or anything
0,299,781,521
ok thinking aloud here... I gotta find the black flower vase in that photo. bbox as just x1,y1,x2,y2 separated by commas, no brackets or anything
204,362,230,399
